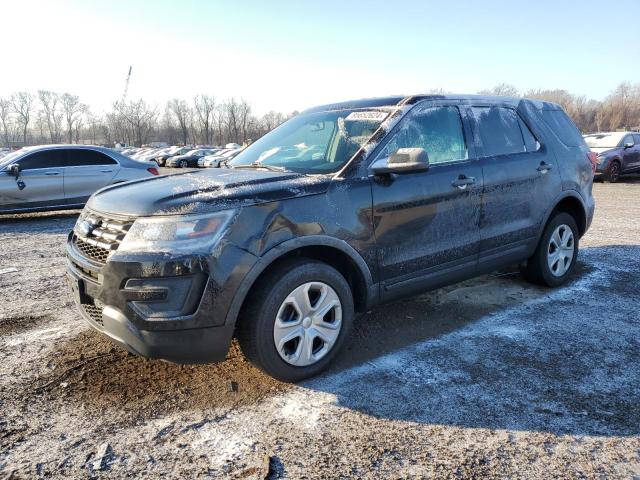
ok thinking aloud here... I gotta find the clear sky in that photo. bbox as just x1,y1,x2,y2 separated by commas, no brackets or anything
2,0,638,115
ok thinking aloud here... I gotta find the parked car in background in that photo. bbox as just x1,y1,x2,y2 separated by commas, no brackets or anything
166,148,218,168
584,131,640,182
201,148,244,167
155,146,192,166
66,94,594,381
0,145,158,214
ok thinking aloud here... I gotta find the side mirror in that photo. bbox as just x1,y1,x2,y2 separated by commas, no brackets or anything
8,164,20,178
370,148,429,175
624,142,634,149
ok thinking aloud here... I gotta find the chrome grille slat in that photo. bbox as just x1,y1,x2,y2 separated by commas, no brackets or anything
73,211,134,265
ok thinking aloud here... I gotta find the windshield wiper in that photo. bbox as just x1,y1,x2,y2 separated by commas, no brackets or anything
231,162,288,172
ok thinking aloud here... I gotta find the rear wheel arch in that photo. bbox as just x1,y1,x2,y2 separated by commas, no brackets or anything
551,194,587,237
226,237,376,330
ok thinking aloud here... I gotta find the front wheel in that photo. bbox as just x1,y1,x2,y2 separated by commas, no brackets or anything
179,160,188,168
521,212,579,287
604,161,621,183
237,258,354,382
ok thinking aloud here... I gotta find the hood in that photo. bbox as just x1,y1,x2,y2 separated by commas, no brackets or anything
87,168,332,217
590,147,616,155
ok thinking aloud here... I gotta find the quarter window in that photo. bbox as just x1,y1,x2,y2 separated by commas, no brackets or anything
471,106,529,157
65,149,117,166
378,106,468,165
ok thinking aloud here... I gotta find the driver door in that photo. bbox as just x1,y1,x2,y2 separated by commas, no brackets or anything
369,103,483,301
0,149,65,212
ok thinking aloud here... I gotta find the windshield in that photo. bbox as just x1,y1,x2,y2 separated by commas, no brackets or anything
0,149,26,168
584,133,624,149
229,109,388,173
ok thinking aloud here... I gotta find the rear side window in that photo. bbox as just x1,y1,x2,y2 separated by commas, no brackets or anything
18,150,65,170
66,149,117,166
540,109,583,147
471,106,527,157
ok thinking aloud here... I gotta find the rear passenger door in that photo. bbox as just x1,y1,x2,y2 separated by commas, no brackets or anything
63,149,120,205
470,104,562,270
370,103,483,300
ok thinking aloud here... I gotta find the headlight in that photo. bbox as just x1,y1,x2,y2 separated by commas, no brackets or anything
118,210,236,253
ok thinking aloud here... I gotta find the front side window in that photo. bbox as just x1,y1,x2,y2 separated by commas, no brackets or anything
377,106,468,165
229,109,388,173
471,106,527,157
19,150,65,170
66,150,117,166
621,135,634,147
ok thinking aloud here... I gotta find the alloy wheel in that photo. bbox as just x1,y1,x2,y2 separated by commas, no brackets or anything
273,281,342,367
547,224,575,277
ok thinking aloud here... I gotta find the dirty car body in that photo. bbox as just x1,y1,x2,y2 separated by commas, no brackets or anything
66,95,595,379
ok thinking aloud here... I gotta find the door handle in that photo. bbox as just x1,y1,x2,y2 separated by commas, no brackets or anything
45,172,60,176
451,175,476,190
100,170,113,173
537,162,553,173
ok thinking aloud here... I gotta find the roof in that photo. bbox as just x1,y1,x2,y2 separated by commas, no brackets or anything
302,94,560,113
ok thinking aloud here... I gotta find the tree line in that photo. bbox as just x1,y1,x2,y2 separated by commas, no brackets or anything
0,92,293,148
1,81,639,149
476,82,640,133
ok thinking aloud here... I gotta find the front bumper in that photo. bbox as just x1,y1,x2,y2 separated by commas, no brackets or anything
66,232,257,363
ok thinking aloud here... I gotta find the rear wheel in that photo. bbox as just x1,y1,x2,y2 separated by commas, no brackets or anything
521,212,579,287
237,258,354,382
604,161,621,183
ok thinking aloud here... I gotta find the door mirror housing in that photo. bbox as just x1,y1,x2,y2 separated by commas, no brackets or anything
8,164,21,178
624,142,634,149
370,148,430,175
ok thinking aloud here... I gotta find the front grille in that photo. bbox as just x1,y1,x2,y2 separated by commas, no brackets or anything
72,211,134,265
82,299,104,326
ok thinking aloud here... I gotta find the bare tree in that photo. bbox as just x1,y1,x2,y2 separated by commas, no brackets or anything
38,90,63,143
193,94,215,145
11,91,34,145
60,93,87,143
478,83,520,97
116,99,158,147
0,98,13,147
168,99,191,145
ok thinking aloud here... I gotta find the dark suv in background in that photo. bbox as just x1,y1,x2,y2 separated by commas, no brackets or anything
66,94,595,381
584,131,640,182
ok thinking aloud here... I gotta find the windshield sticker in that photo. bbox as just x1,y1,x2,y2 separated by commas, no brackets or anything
345,111,389,122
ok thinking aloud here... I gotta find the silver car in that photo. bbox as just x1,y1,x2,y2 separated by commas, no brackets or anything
0,145,158,214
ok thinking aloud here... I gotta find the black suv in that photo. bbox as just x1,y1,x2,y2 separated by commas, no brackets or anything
66,95,595,381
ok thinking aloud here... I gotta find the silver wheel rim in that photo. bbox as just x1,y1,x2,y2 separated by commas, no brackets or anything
273,281,342,367
547,224,575,277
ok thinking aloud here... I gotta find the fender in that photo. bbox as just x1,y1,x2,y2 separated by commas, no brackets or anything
223,235,377,327
537,189,588,239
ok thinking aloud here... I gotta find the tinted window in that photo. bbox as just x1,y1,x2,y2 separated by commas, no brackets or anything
471,106,526,157
66,149,117,166
379,106,468,165
540,109,583,147
18,150,65,170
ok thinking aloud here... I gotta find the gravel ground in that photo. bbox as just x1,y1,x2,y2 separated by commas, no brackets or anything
0,177,639,479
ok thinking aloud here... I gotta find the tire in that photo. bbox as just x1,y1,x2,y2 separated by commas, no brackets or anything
237,258,354,382
180,160,188,168
521,212,579,287
604,160,621,183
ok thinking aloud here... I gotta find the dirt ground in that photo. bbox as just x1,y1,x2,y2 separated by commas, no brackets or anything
0,176,639,479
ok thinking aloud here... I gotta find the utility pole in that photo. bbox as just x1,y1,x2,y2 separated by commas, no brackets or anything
121,66,132,106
